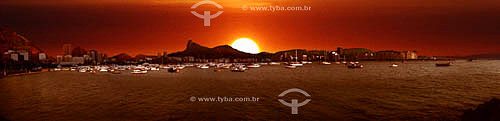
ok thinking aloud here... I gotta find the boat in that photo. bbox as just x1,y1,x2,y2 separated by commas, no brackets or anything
70,67,77,71
111,70,121,74
285,65,297,69
54,68,62,71
348,64,364,69
168,68,180,73
62,67,70,71
231,66,246,72
198,65,210,69
289,50,304,67
176,65,186,70
436,62,451,67
150,67,160,71
214,68,223,72
79,69,87,73
99,67,109,72
390,63,399,67
247,64,261,68
269,62,281,65
290,62,303,67
321,62,331,65
131,69,148,74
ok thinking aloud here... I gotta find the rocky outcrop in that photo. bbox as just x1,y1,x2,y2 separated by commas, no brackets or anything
168,40,254,58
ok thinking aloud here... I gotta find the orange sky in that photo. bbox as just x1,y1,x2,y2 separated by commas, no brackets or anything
1,0,499,56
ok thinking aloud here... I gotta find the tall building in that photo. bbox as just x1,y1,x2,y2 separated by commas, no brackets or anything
62,44,72,55
56,55,63,64
401,51,418,60
88,50,97,63
71,46,87,57
63,55,72,62
38,52,46,61
96,52,103,64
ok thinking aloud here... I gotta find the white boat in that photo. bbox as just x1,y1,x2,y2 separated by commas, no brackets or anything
321,62,332,65
79,69,87,73
301,61,312,64
150,67,160,71
231,67,245,72
348,63,364,69
269,62,281,65
290,62,303,67
285,65,297,69
231,66,247,72
176,65,186,70
99,66,109,72
390,64,399,67
247,64,261,68
131,69,147,74
199,65,210,69
290,50,304,67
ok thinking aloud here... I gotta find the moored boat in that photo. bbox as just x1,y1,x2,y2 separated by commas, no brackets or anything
131,69,147,74
198,65,210,69
247,64,261,68
111,70,121,74
436,62,451,67
321,62,331,65
79,69,87,73
290,62,303,67
231,66,246,72
269,62,281,65
168,67,180,73
285,65,297,69
348,63,364,69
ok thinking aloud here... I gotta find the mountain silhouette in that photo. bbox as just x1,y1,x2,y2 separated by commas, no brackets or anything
169,40,254,58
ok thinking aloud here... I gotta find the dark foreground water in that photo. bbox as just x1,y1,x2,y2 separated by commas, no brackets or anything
1,61,500,121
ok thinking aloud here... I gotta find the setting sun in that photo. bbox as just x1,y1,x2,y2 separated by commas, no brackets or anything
231,38,260,54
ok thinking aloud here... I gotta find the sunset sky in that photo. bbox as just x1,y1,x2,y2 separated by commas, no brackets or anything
1,0,499,56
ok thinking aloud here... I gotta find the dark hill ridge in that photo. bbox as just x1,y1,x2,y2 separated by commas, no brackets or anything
467,53,500,59
168,40,254,58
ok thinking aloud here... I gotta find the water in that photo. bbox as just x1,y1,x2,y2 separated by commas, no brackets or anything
1,60,500,121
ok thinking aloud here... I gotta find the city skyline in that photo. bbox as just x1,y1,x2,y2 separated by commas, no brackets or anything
1,0,499,56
